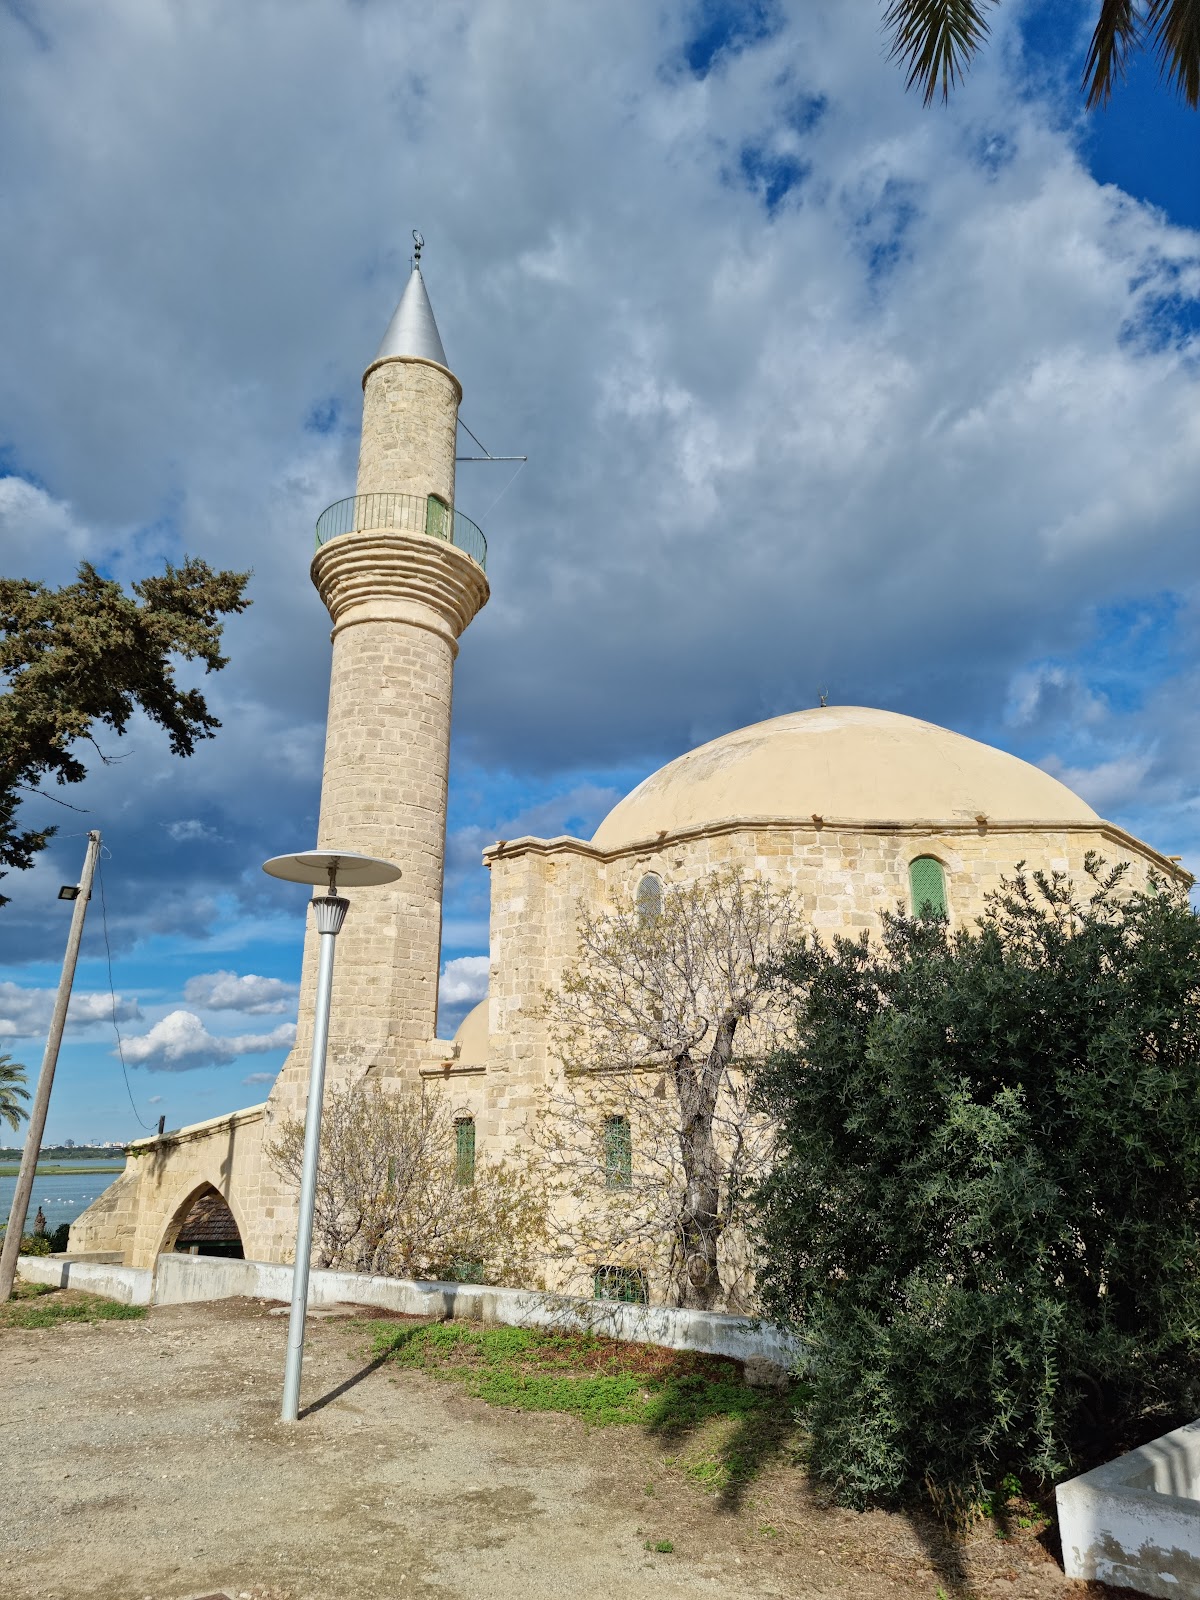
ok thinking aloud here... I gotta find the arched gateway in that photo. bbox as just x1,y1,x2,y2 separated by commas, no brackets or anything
162,1183,245,1260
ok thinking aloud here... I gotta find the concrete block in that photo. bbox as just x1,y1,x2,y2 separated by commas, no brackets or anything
1057,1417,1200,1595
150,1253,802,1365
17,1255,153,1305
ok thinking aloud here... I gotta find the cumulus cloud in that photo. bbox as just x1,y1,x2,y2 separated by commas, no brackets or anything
165,820,218,843
120,1011,295,1072
438,956,490,1007
0,982,141,1041
183,970,298,1016
1,2,1200,1126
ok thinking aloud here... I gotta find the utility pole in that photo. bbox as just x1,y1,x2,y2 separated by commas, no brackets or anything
0,830,101,1302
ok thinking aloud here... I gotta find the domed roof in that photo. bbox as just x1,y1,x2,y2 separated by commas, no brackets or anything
591,707,1098,851
451,998,488,1064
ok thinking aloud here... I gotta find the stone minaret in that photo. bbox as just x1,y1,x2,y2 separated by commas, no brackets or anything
275,254,489,1104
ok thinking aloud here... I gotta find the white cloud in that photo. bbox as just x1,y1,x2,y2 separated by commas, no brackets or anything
120,1010,295,1072
147,1094,164,1105
0,982,141,1041
183,970,298,1016
1041,752,1157,814
165,820,218,843
439,955,490,1006
2,2,1200,1125
242,1071,276,1087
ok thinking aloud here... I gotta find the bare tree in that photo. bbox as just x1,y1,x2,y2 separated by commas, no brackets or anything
540,868,803,1311
269,1082,547,1287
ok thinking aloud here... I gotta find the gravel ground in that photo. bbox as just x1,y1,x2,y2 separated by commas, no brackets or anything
0,1295,1123,1600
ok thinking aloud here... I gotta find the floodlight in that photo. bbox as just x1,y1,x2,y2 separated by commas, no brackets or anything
57,885,80,901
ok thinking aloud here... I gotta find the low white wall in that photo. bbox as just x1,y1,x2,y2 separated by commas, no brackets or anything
1057,1417,1200,1596
153,1253,799,1366
16,1255,153,1306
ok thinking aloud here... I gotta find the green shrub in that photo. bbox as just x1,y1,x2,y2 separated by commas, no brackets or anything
48,1223,70,1252
753,860,1200,1511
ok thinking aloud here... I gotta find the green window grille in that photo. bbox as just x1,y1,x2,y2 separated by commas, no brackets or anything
635,872,663,920
425,494,451,541
604,1114,632,1189
909,856,947,917
593,1265,647,1304
454,1117,476,1186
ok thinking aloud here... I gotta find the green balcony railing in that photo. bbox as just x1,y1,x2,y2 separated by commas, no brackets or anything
314,491,486,571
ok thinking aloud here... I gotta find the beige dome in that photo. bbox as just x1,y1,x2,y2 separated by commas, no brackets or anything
591,707,1098,851
451,998,488,1064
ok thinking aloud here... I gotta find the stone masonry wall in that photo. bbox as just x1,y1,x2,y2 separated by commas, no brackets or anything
69,1106,277,1270
356,358,458,503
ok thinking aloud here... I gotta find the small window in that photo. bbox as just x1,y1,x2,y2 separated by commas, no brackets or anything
909,856,947,917
425,494,451,541
635,873,663,920
594,1265,647,1304
603,1114,632,1189
454,1117,476,1186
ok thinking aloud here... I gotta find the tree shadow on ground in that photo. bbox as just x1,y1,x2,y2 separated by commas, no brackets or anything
902,1510,973,1597
640,1365,805,1513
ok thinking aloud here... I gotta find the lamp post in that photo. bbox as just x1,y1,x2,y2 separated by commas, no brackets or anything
262,849,401,1423
0,830,101,1304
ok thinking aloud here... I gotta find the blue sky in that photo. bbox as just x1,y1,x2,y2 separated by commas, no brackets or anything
0,0,1198,1141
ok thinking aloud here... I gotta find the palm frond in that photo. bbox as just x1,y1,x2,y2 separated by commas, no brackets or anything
882,0,998,106
1147,0,1200,106
1083,0,1142,108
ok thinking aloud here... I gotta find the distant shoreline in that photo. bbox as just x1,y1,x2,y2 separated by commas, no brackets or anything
0,1163,124,1177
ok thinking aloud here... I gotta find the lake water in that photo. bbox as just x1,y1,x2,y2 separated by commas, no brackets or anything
0,1162,123,1233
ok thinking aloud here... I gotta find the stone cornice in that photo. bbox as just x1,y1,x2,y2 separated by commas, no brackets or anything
360,352,462,401
127,1101,267,1153
311,529,489,644
483,816,1190,884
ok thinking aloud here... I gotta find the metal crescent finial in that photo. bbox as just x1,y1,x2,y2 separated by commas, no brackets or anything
412,229,424,267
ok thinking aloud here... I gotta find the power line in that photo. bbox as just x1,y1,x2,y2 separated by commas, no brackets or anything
97,854,153,1132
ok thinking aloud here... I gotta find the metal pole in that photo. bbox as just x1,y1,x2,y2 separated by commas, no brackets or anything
0,830,101,1302
280,892,348,1422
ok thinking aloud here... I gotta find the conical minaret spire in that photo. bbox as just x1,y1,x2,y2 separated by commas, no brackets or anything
371,260,448,369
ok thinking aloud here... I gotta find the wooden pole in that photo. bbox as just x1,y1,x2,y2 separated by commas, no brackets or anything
0,831,101,1301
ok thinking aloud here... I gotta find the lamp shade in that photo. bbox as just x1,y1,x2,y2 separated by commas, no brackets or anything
262,849,402,889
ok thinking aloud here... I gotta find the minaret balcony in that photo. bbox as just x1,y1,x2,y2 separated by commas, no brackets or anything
315,492,486,571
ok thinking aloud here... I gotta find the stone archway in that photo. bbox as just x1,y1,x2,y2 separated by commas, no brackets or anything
162,1184,245,1260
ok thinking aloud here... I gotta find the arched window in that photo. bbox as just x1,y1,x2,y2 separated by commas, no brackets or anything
454,1117,476,1186
603,1114,632,1189
909,856,947,917
165,1184,244,1260
635,873,663,921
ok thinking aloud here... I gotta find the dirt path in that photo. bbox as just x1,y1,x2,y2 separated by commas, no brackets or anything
0,1298,1116,1600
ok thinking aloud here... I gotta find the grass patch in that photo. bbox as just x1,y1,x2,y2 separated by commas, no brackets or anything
2,1284,146,1329
366,1317,804,1501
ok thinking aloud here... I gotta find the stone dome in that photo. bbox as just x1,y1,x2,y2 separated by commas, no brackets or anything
591,706,1098,851
451,998,488,1064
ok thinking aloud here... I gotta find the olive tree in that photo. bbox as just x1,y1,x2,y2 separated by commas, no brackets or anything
754,858,1200,1512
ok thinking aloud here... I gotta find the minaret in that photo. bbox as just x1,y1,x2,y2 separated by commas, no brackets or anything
278,247,489,1098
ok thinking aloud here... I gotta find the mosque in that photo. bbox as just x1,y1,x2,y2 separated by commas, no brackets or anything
70,256,1186,1297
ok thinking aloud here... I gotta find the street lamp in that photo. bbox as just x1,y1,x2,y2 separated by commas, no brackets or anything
262,848,401,1423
